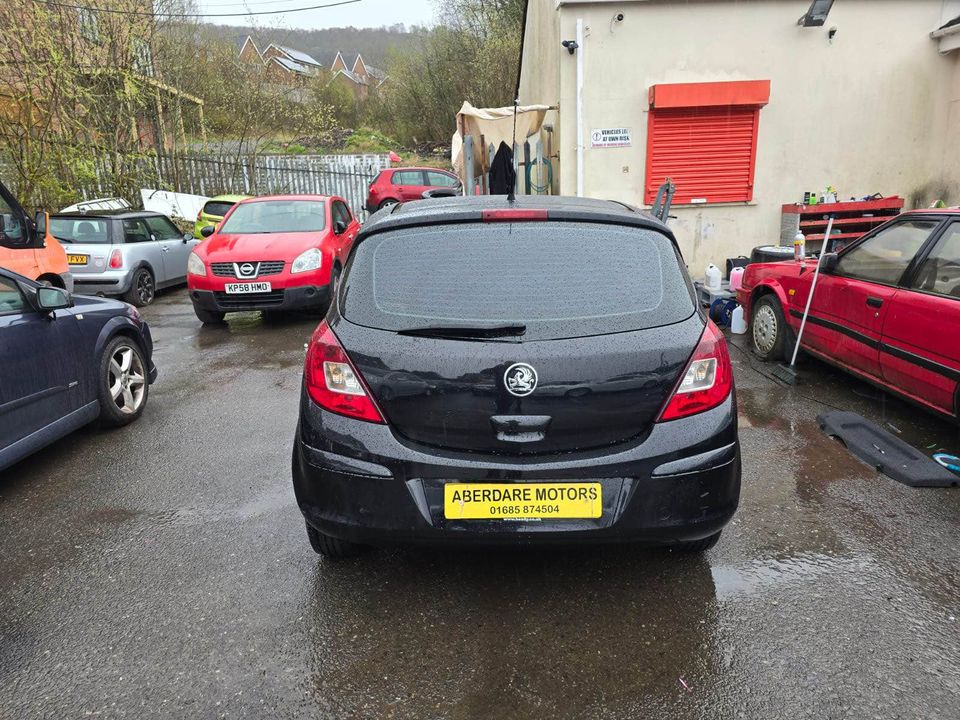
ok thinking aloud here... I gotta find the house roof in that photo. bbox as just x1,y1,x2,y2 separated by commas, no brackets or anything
271,56,312,75
333,68,365,84
275,44,323,68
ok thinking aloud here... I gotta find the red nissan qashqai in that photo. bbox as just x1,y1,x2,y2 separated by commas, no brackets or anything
187,195,360,324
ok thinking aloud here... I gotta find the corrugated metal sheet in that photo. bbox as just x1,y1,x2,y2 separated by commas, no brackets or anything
645,107,760,205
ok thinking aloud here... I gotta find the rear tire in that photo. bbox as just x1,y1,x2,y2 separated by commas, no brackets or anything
750,295,788,361
675,531,722,553
124,267,155,307
306,523,363,559
195,307,225,324
378,198,399,211
97,336,149,427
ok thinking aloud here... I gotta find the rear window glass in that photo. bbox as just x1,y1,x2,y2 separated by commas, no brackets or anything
50,217,110,244
220,200,326,234
342,222,694,340
203,201,235,217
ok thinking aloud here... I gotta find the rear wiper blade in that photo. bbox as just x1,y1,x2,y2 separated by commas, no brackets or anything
397,323,526,339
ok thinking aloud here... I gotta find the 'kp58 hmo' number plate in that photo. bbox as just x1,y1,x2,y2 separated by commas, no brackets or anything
444,483,602,520
225,282,271,294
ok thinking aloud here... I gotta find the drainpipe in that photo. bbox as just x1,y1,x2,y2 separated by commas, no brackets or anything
576,18,584,197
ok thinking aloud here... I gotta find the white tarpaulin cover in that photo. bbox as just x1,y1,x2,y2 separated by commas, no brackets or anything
452,101,551,180
141,189,208,222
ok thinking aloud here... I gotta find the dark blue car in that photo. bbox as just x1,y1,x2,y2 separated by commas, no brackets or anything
0,267,158,472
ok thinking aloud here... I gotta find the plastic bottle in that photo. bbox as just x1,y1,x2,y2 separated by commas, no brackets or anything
705,264,722,290
731,305,747,334
729,266,745,291
794,230,806,261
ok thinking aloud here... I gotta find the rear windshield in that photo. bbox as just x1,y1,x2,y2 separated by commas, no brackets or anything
220,200,326,234
202,201,235,217
50,217,110,244
342,221,695,340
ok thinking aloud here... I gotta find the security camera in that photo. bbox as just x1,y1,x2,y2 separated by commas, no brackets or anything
614,13,624,22
828,26,838,41
561,39,579,55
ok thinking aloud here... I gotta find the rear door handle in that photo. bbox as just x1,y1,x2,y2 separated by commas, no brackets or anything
866,297,884,308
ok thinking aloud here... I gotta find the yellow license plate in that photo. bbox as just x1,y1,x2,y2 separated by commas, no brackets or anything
444,483,602,520
67,254,88,265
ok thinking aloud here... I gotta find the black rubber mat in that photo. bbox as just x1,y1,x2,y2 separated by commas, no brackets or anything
817,411,959,488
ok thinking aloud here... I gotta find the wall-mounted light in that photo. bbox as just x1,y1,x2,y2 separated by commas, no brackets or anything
561,39,579,55
797,0,834,28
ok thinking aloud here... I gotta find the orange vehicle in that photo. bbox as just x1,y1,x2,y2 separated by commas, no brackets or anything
0,180,71,290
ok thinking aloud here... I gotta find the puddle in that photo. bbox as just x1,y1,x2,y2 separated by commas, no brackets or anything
711,551,863,601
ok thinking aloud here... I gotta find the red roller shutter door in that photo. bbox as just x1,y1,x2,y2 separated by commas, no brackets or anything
644,80,770,205
645,107,760,205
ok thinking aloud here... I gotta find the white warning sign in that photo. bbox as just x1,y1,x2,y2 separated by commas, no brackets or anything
591,127,632,148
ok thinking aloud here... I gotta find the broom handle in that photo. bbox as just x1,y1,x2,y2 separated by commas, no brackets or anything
789,216,834,368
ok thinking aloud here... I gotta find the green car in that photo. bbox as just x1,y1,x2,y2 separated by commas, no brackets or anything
193,194,250,239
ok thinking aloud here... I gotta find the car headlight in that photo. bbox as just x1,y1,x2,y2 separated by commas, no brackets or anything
291,248,322,274
187,252,206,277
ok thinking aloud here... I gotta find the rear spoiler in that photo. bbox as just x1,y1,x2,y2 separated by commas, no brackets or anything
357,204,678,248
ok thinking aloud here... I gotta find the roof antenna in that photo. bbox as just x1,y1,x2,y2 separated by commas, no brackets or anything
508,97,519,203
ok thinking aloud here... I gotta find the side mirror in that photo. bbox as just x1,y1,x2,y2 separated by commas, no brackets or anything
820,252,839,274
200,225,216,238
37,286,72,312
182,232,193,244
334,219,347,235
34,211,48,244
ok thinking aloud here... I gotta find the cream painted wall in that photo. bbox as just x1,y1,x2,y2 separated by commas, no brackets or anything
518,0,563,192
519,0,959,274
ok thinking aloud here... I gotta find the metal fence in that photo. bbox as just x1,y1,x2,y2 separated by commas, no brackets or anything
140,152,391,217
1,150,391,217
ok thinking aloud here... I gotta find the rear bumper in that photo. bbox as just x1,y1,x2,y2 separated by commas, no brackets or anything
73,269,133,295
190,285,330,314
292,394,741,546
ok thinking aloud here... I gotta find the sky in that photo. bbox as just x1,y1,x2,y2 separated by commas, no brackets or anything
193,0,437,30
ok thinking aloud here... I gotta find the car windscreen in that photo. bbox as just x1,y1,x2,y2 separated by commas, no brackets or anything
202,201,235,218
341,221,695,340
219,200,326,234
50,217,111,244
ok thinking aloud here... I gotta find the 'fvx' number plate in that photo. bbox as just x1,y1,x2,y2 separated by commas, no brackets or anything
224,282,271,294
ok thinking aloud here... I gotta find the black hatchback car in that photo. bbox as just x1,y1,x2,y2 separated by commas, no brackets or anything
292,196,740,558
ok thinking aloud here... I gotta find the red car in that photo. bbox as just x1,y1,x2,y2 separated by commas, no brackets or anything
187,195,360,324
738,210,960,421
366,167,461,212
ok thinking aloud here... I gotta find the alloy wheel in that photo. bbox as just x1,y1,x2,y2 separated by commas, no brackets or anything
137,271,155,305
108,345,147,414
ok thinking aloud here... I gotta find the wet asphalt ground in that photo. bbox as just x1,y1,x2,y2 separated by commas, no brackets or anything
1,288,959,719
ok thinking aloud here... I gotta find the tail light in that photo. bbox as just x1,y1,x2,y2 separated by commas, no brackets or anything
108,249,123,269
304,321,385,423
657,320,733,422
